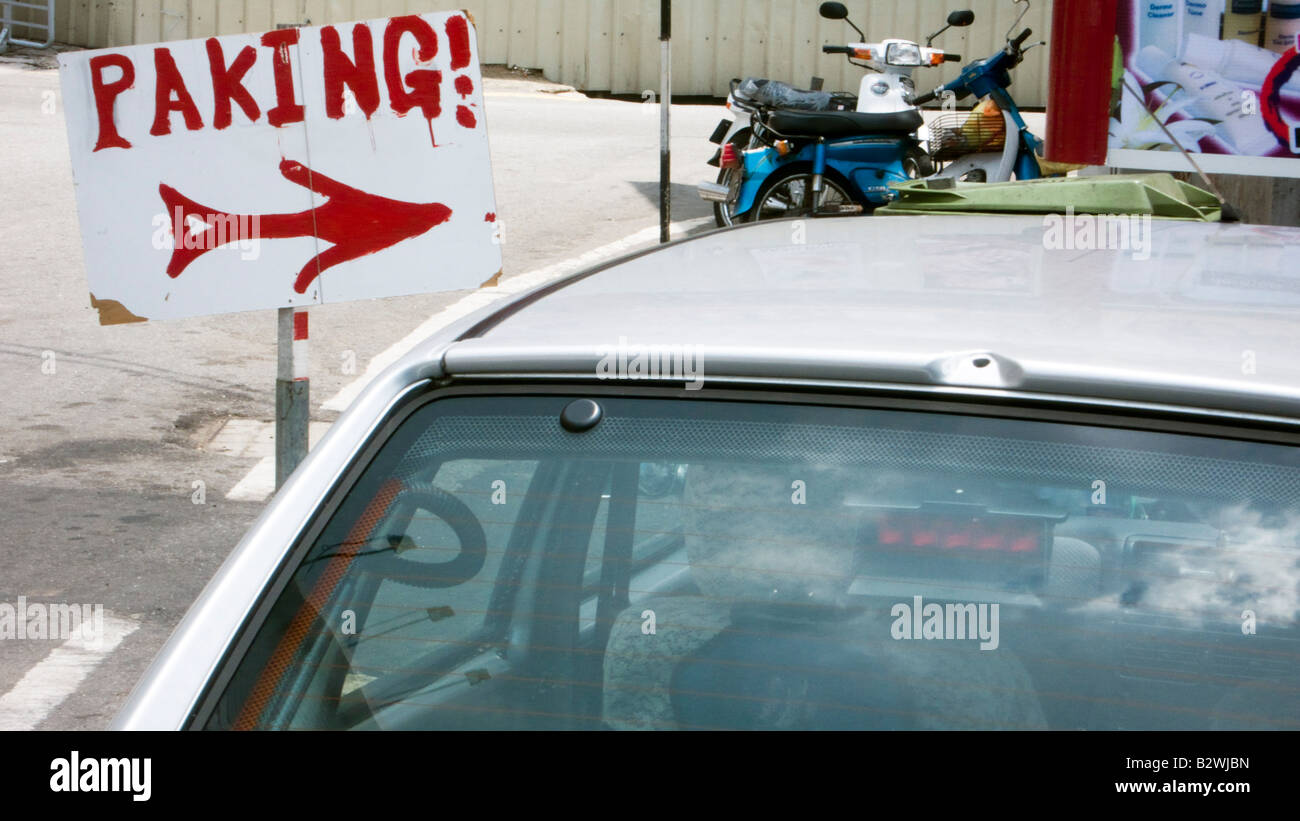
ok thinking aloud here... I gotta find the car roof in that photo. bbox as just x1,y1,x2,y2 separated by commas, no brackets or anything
440,215,1300,420
110,213,1300,729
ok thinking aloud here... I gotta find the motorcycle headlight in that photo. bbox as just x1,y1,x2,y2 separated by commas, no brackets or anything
886,42,923,67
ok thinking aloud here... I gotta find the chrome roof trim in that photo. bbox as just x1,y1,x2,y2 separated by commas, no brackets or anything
439,346,1300,422
437,371,1300,433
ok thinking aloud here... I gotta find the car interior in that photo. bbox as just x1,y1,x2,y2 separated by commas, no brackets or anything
203,394,1300,731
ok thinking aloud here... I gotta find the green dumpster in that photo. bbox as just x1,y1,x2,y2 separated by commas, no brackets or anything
877,172,1223,221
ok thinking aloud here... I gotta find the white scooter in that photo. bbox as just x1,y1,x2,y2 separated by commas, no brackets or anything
702,2,973,226
912,0,1049,184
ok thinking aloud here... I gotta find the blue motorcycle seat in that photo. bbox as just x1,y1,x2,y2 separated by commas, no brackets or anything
764,108,923,138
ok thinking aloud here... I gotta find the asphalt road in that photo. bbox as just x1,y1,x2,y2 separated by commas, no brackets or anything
0,57,721,730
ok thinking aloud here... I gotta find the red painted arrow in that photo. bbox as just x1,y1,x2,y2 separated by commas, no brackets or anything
160,159,452,293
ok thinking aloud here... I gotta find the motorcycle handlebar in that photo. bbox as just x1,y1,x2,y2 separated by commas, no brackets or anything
822,45,853,54
910,35,1028,108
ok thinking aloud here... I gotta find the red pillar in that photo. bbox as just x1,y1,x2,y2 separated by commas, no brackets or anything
1045,0,1120,165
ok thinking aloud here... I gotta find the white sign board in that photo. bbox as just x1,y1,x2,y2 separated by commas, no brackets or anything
59,11,501,325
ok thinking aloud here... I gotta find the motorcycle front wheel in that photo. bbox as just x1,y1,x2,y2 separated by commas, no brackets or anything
745,167,866,222
903,145,935,179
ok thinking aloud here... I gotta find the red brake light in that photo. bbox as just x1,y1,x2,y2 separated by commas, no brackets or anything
872,512,1043,557
943,529,972,549
1009,535,1038,553
863,508,1056,589
911,529,938,548
879,526,904,545
720,143,741,169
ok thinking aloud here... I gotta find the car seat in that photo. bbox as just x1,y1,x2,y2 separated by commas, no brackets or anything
602,462,1063,730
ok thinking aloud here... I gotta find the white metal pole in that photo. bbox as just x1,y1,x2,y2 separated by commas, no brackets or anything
275,306,309,488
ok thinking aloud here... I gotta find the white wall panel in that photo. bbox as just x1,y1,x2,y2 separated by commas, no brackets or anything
56,0,1055,106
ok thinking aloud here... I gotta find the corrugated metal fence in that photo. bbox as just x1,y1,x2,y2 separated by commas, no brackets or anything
16,0,1053,106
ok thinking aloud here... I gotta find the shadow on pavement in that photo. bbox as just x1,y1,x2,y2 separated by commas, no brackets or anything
628,180,716,224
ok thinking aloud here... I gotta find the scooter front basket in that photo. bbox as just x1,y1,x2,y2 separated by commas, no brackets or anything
928,112,1006,163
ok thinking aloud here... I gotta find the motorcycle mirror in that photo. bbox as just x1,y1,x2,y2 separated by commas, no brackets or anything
818,2,866,41
818,2,849,20
926,10,975,46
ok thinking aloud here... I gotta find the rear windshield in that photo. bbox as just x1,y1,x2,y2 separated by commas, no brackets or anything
205,394,1300,730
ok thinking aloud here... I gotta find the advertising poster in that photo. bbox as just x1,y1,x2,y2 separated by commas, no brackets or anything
1108,0,1300,176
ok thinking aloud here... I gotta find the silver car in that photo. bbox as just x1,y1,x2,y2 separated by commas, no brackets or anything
115,214,1300,730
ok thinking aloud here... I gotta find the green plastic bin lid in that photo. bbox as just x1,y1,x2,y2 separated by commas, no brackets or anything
877,173,1222,221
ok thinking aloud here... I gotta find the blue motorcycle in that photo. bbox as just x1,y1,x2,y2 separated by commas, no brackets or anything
733,105,926,220
725,0,1048,222
915,0,1049,185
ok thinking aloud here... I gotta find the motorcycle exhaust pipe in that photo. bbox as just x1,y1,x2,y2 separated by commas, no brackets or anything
697,181,732,202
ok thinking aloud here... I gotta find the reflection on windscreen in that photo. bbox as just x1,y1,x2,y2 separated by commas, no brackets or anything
207,396,1300,730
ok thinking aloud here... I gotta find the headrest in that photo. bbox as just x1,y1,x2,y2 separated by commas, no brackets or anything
682,462,860,604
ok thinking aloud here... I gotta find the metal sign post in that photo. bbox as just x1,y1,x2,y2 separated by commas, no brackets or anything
58,11,503,496
275,307,309,488
659,0,671,243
